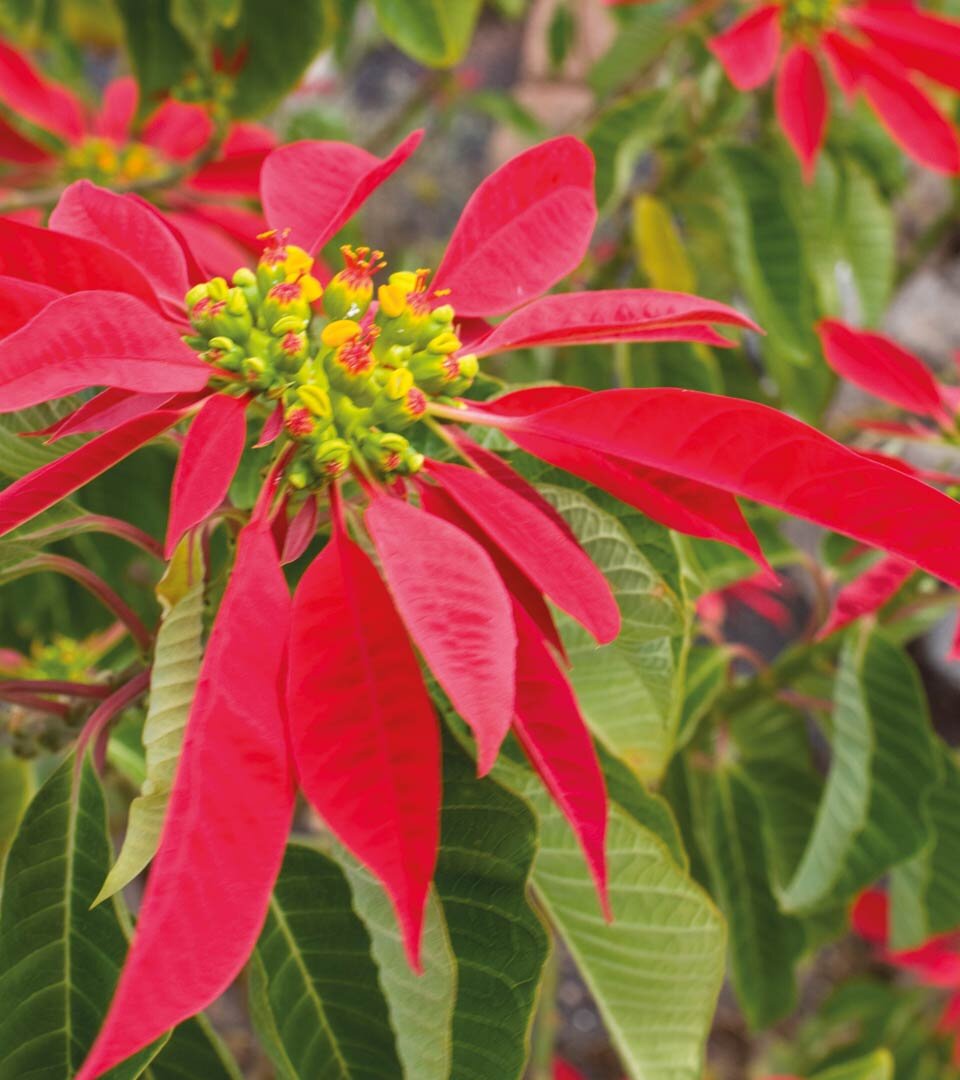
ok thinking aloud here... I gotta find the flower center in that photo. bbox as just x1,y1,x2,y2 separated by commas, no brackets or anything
61,138,165,186
780,0,842,34
183,235,479,488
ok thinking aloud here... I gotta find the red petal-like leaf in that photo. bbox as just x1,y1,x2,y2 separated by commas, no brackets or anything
502,387,960,590
0,275,60,338
141,100,213,160
161,209,254,279
281,495,318,565
0,113,48,163
42,388,176,442
480,388,770,571
188,125,275,195
426,460,620,643
287,517,440,968
434,137,597,317
0,407,185,538
0,291,208,412
254,401,284,448
818,555,913,639
0,217,164,309
776,46,828,180
418,482,568,660
471,289,758,357
818,318,951,424
824,32,960,173
845,6,960,92
165,394,249,557
0,39,84,143
709,5,782,90
261,131,423,253
94,78,137,142
511,603,608,913
75,523,294,1080
50,181,191,313
366,494,516,775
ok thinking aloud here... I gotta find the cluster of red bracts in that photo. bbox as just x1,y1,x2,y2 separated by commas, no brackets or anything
6,133,960,1077
610,0,960,179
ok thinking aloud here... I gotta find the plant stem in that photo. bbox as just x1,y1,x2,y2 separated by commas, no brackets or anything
6,555,153,655
0,679,111,699
74,669,151,774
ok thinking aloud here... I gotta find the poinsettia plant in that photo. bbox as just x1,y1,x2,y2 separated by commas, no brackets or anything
5,3,960,1079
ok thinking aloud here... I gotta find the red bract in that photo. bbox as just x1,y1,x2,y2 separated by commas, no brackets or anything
0,41,275,273
8,133,960,1077
709,2,960,176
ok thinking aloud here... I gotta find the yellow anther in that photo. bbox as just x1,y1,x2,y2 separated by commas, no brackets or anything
388,270,418,293
322,319,362,348
385,367,414,399
428,331,461,355
458,353,479,380
378,283,408,319
301,275,323,303
297,385,332,419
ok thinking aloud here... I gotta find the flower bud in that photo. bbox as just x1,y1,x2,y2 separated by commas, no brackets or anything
314,438,352,479
373,384,427,431
297,385,332,420
323,245,385,321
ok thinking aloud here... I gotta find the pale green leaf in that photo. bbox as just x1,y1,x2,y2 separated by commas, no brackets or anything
337,854,455,1080
841,158,894,326
814,1050,894,1080
783,628,938,912
372,0,481,67
94,540,204,905
511,765,726,1080
249,842,401,1079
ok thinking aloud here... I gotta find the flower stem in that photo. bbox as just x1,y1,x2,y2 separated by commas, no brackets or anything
74,669,151,775
0,679,112,699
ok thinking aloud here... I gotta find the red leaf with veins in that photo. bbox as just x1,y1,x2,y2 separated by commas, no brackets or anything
0,292,209,413
287,519,440,969
261,131,423,254
709,4,782,89
0,276,60,338
845,6,960,93
161,210,255,280
818,555,914,639
818,319,951,424
499,387,960,590
776,46,827,180
0,218,163,310
823,32,960,173
50,182,192,313
0,407,187,538
434,137,597,317
418,482,568,660
40,388,175,442
426,460,620,643
511,603,609,914
76,523,294,1080
165,394,249,557
472,289,758,357
366,494,516,776
481,387,770,572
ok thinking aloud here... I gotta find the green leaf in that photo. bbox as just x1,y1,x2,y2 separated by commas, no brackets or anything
249,842,402,1079
840,157,895,326
632,193,697,293
587,2,672,98
94,539,205,904
783,628,938,912
170,0,241,63
586,89,671,210
507,763,726,1080
547,2,575,73
0,751,33,869
436,733,549,1080
114,0,197,104
535,482,687,781
337,855,454,1080
814,1050,894,1080
0,756,167,1079
372,0,481,67
890,742,960,948
676,645,729,749
217,0,339,116
714,146,826,418
706,768,804,1029
0,400,84,480
145,1015,242,1080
